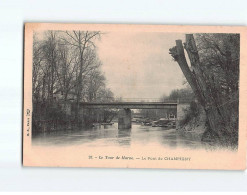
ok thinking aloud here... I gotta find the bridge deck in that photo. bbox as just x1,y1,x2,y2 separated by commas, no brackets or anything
79,102,178,109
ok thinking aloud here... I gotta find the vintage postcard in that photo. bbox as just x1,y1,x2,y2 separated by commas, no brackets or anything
23,23,247,169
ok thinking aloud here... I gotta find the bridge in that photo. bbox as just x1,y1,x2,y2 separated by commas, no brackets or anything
77,100,190,129
79,102,177,109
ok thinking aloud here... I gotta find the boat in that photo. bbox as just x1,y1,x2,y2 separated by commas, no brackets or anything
152,121,159,127
143,122,152,126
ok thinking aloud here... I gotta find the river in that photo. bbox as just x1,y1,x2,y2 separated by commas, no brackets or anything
32,122,204,149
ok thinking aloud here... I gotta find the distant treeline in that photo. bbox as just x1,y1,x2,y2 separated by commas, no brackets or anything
139,87,194,119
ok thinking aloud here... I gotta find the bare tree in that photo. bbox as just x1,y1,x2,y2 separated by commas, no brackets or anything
85,69,106,102
54,43,77,101
32,33,44,102
42,31,59,103
60,31,101,123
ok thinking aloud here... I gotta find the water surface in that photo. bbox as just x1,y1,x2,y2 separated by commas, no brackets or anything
32,123,204,149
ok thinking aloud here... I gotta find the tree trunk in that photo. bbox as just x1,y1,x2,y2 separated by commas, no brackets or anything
169,34,234,145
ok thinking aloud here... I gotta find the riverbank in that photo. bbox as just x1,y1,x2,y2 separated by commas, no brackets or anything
177,108,207,142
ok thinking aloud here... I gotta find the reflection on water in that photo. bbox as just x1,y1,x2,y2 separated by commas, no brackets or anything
32,123,205,149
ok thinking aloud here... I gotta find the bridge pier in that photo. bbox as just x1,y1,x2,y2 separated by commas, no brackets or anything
118,108,132,129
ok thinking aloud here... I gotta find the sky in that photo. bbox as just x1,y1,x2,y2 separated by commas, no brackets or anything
96,32,186,100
